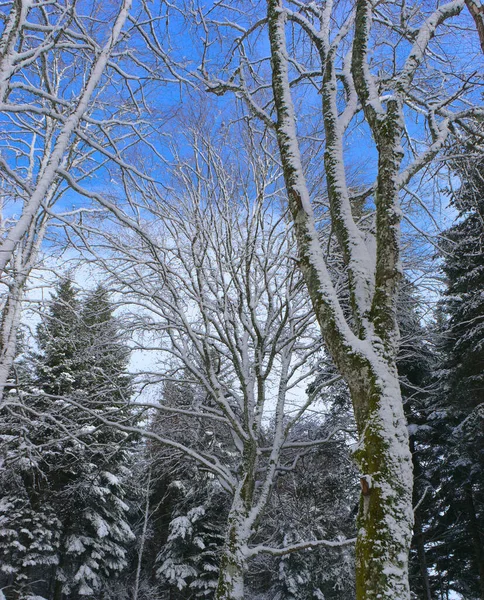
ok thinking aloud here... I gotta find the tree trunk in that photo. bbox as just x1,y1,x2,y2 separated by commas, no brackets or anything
0,286,22,401
266,1,414,594
53,579,63,600
414,510,432,600
133,467,151,600
350,368,413,600
263,0,420,594
215,541,246,600
214,502,248,600
464,483,484,600
215,445,256,600
410,437,432,600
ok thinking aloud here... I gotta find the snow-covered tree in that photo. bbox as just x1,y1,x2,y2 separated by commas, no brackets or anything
188,1,484,596
73,125,358,599
0,0,137,401
428,138,484,600
0,279,135,599
156,478,227,598
250,415,358,600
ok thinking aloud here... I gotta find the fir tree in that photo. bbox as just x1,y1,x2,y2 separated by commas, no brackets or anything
396,282,436,600
156,477,227,599
428,141,484,600
0,329,64,599
133,379,230,600
0,279,135,600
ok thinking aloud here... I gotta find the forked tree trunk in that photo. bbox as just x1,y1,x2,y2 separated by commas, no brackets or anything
266,0,414,597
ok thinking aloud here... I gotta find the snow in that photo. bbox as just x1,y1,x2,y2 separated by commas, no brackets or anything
168,516,193,542
93,515,110,538
103,471,120,486
67,536,86,554
0,0,479,598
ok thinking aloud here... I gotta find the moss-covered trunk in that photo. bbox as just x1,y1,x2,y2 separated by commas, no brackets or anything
214,517,246,600
215,442,256,600
349,364,413,599
266,0,414,596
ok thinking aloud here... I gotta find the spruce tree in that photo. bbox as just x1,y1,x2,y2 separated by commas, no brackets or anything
430,141,484,600
396,282,436,600
156,476,227,599
0,279,135,600
0,326,65,599
133,379,230,599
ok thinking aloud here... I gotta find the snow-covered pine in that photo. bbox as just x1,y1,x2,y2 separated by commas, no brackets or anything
0,279,135,599
0,332,64,599
126,378,231,599
430,138,484,600
156,492,226,598
0,474,62,596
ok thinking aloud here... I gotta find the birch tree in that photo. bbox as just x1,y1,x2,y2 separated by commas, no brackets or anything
189,1,484,598
0,0,136,401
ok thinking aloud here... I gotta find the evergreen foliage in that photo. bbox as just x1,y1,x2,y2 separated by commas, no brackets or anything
429,143,484,600
0,279,135,600
156,478,227,598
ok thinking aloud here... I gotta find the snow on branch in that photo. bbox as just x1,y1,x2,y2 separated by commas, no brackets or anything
246,536,357,558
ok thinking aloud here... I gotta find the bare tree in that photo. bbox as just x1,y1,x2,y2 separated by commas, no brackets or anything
0,0,140,400
70,127,354,599
183,1,484,598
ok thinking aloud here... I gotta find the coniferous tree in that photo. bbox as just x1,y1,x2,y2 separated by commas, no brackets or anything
131,379,230,600
393,281,436,600
156,475,227,599
430,143,484,600
0,280,135,600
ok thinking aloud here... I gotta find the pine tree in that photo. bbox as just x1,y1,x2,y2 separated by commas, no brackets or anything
0,280,135,600
0,329,64,599
396,282,436,600
429,141,484,600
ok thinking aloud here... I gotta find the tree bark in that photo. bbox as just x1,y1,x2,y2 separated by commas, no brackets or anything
350,368,413,600
214,490,250,600
266,0,414,597
214,437,259,600
465,483,484,600
465,0,484,53
215,536,246,600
